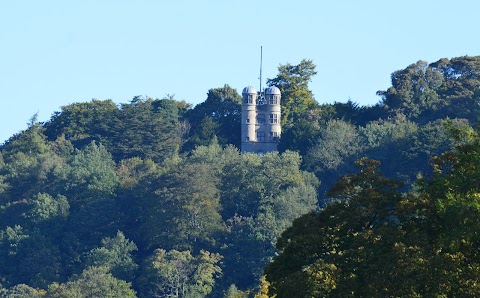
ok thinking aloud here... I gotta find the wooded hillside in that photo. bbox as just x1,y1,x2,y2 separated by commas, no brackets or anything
1,56,480,297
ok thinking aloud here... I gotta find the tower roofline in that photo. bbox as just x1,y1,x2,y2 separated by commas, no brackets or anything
242,86,257,94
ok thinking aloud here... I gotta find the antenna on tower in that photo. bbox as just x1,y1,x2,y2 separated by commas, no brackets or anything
259,46,263,93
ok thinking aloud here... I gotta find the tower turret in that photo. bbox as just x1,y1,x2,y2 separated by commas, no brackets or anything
264,86,281,143
241,86,257,152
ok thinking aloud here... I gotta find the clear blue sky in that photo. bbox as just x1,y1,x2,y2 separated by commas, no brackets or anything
1,0,479,144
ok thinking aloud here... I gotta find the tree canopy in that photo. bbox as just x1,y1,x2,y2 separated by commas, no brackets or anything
267,59,318,124
1,55,480,297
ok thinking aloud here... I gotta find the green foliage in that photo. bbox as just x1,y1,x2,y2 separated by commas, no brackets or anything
209,148,319,290
186,116,220,148
359,114,419,181
0,225,29,257
378,60,442,118
265,159,408,297
219,149,318,220
306,119,362,173
0,283,45,297
226,284,249,298
11,233,63,288
0,225,63,288
86,231,138,281
138,161,224,251
62,141,119,204
44,98,183,163
0,123,65,200
0,152,5,181
377,56,480,123
278,119,319,156
2,115,49,159
266,127,480,297
112,97,182,162
58,142,123,256
267,59,318,124
185,84,242,150
1,55,480,297
330,100,383,126
26,193,69,223
46,266,137,298
116,157,158,190
44,99,119,147
139,249,222,298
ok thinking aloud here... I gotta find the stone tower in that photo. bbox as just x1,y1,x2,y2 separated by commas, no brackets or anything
241,85,281,153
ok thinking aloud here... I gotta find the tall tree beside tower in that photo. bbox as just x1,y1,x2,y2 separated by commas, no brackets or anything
267,59,318,124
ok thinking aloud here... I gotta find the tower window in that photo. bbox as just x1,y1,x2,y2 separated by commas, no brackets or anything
246,137,250,141
270,114,278,124
246,119,250,123
257,114,265,124
270,131,279,140
269,95,278,105
244,95,253,104
257,132,265,142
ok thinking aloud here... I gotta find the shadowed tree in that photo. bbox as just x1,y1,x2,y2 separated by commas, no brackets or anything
185,85,242,150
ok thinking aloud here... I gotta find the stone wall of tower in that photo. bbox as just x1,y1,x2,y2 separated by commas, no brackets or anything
241,86,281,153
241,87,257,152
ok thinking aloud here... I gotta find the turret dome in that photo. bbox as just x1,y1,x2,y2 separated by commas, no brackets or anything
242,86,257,94
265,86,281,95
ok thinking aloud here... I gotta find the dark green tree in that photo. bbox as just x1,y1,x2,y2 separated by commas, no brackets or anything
277,118,320,156
57,142,123,272
0,117,65,201
185,84,242,150
265,159,409,297
305,119,362,174
112,97,182,162
358,114,419,182
377,56,480,124
266,124,480,297
305,119,363,203
377,60,442,118
137,161,224,251
185,117,220,149
206,147,319,292
44,97,183,163
44,100,119,148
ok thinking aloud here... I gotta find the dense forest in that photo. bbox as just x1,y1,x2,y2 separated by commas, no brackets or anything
1,56,480,297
